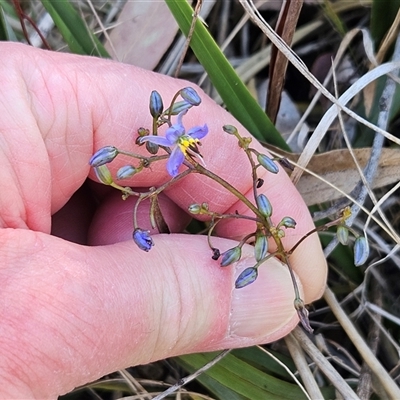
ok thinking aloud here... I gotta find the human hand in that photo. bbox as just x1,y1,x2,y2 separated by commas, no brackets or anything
0,43,326,398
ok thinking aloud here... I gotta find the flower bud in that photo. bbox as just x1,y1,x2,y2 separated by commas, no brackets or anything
188,204,202,214
169,100,192,115
222,125,238,135
256,194,272,218
254,234,268,261
180,87,201,106
336,226,349,245
149,90,163,118
188,203,209,215
89,146,118,167
257,154,279,174
117,165,137,180
146,141,159,155
133,228,154,252
354,236,369,266
94,165,113,185
279,216,297,229
220,246,242,267
235,267,258,289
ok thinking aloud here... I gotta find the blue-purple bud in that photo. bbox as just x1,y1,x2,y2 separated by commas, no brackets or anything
94,165,113,185
188,204,202,214
254,234,268,261
223,125,238,135
235,267,258,288
354,236,369,266
279,216,297,229
89,146,118,167
256,194,272,218
337,226,349,245
180,87,201,106
220,246,242,267
149,90,163,118
257,154,279,174
133,228,154,252
117,165,137,180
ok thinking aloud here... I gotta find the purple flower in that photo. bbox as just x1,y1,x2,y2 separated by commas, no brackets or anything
133,228,154,252
139,110,208,177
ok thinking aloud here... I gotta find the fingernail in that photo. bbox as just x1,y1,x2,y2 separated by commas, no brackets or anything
229,256,300,338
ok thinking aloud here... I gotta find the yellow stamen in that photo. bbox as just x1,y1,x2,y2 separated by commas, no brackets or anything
178,135,199,155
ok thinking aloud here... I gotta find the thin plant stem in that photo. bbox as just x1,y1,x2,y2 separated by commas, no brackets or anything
152,349,230,400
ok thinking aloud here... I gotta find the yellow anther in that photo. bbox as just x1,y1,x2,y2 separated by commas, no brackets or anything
178,136,198,155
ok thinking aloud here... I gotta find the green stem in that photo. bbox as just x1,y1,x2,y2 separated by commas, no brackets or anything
194,164,263,220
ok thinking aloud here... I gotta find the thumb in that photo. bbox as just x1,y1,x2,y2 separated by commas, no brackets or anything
0,228,300,398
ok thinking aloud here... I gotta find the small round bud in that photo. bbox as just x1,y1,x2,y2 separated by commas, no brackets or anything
336,226,349,245
180,87,201,106
354,236,369,266
188,204,202,214
279,216,297,229
256,194,272,218
257,154,279,174
146,141,159,155
223,125,238,135
133,228,154,252
235,267,258,288
220,246,242,267
94,165,113,185
117,165,137,180
254,234,268,261
149,90,163,118
89,146,118,167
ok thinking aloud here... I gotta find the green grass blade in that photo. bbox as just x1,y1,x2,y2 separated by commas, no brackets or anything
40,0,109,57
0,2,17,41
165,0,290,150
176,351,307,400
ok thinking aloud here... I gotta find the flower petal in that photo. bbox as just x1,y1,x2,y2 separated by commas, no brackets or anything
167,146,185,177
177,109,188,126
165,125,184,144
188,124,208,140
139,136,172,146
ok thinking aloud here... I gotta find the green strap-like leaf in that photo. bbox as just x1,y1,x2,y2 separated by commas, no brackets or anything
0,2,17,41
41,0,109,57
165,0,290,151
176,352,306,399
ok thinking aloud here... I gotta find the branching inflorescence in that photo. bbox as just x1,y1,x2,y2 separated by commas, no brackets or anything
89,87,370,333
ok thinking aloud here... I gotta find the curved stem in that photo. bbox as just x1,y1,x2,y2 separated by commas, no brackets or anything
194,164,263,220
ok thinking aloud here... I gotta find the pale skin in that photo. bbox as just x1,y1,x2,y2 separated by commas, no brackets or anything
0,43,327,398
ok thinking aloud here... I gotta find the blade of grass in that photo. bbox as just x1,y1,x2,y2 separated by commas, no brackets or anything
176,351,307,399
0,4,16,41
40,0,109,57
165,0,290,150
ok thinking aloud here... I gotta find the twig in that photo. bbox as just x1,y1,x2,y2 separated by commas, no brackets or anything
322,34,400,257
291,327,360,400
174,0,203,78
324,287,400,399
152,349,230,399
356,286,382,399
284,334,321,400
